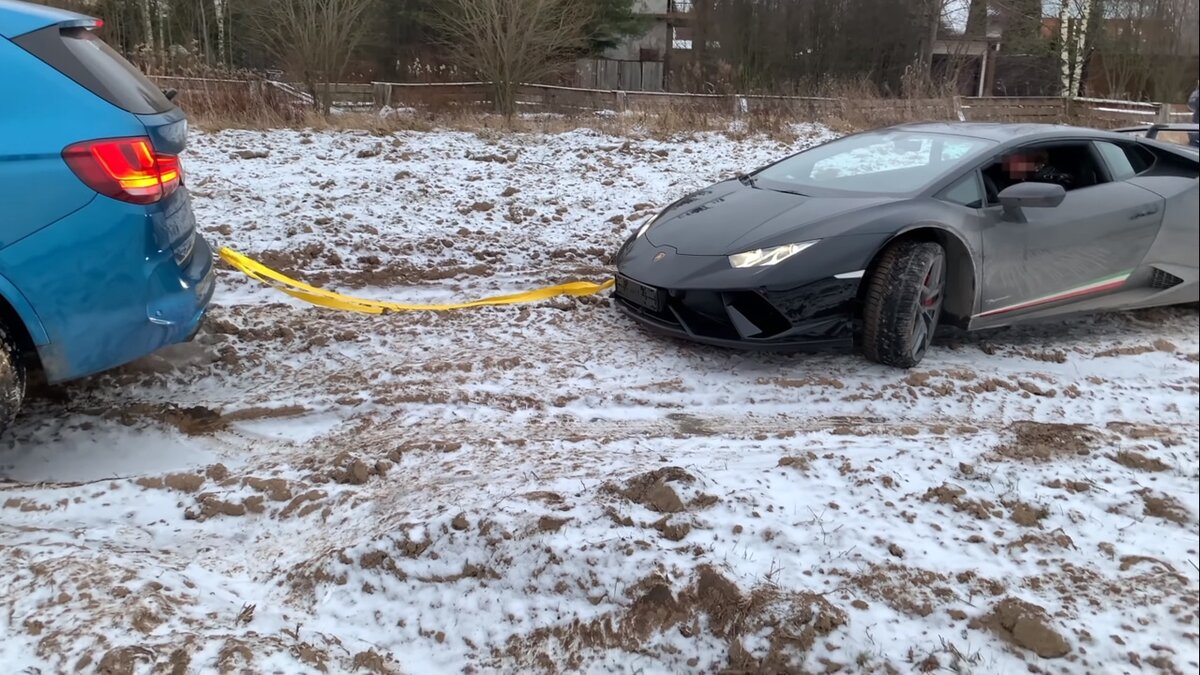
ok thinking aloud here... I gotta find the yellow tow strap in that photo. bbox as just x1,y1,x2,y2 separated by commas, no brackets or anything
218,247,615,314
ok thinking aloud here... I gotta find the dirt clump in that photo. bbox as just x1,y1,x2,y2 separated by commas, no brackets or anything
993,422,1098,462
451,513,470,531
244,477,293,501
96,646,155,675
1137,490,1192,525
778,454,813,471
1095,345,1156,357
1006,531,1074,552
163,472,205,493
625,583,688,639
352,650,399,674
334,458,372,485
1109,451,1171,472
185,493,248,521
1045,478,1092,493
278,489,326,519
643,484,685,513
652,516,692,541
217,640,254,672
167,648,191,675
1106,422,1183,445
537,516,570,533
921,484,997,519
164,405,227,435
972,597,1070,658
1007,501,1049,527
610,467,695,513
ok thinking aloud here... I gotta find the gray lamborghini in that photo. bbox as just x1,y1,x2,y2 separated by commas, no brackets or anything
613,122,1199,367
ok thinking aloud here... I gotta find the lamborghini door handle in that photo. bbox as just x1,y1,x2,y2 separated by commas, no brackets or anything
1130,207,1160,220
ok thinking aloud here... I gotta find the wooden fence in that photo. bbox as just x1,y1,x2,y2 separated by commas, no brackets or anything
152,76,1187,129
575,59,666,92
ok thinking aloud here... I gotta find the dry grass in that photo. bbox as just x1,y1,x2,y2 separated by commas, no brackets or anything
177,75,976,139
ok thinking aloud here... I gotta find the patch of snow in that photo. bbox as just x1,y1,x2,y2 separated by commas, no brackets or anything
0,124,1195,674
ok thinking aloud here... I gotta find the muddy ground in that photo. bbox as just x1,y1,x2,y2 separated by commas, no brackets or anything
1,127,1197,674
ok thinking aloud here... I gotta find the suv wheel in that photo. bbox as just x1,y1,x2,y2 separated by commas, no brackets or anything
0,325,26,434
862,240,946,368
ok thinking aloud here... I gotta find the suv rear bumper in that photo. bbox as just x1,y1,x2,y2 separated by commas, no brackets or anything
1,192,215,383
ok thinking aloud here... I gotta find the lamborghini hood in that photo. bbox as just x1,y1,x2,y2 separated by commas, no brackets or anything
645,182,895,256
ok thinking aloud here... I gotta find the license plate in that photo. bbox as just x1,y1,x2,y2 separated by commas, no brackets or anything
616,275,663,312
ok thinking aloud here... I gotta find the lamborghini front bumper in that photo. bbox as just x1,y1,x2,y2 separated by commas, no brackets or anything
613,273,860,351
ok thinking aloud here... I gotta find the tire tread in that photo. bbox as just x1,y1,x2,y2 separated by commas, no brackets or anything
862,240,944,368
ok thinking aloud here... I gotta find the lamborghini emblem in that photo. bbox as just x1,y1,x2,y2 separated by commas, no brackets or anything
653,252,667,262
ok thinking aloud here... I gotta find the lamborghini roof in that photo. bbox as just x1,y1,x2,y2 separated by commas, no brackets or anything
891,121,1124,142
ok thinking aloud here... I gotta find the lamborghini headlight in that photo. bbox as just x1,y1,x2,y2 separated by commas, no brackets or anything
728,240,820,268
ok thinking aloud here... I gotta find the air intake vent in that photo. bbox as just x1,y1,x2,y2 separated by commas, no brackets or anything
1150,268,1184,290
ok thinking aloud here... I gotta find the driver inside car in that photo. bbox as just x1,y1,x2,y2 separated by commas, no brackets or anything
1001,149,1074,188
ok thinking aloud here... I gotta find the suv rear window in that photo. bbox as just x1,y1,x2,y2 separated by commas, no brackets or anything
14,26,173,115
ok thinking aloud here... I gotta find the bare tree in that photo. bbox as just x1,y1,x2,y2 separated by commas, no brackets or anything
431,0,592,120
248,0,375,114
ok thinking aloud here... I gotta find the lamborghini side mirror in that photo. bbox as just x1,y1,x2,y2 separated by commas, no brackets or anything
998,182,1066,222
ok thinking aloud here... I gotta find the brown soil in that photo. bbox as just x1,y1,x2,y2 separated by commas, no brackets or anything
1109,451,1171,472
244,477,294,501
1138,490,1192,525
922,484,998,520
971,597,1070,658
652,516,692,541
184,494,248,521
1006,531,1075,552
352,650,400,674
537,516,570,533
1105,422,1183,445
609,467,695,514
1045,478,1092,493
1007,501,1049,527
97,646,156,675
499,565,846,672
163,405,228,435
992,421,1098,462
163,472,206,493
1095,345,1156,357
778,454,814,471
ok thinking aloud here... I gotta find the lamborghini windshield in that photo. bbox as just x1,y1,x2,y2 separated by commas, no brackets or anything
755,130,995,195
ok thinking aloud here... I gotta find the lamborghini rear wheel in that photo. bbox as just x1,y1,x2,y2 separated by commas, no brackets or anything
862,240,946,368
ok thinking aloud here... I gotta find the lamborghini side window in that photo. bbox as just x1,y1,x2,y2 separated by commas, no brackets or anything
981,142,1110,196
1095,142,1137,180
938,173,984,209
1095,141,1154,179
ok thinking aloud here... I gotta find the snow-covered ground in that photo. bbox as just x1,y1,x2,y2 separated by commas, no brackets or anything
2,125,1198,674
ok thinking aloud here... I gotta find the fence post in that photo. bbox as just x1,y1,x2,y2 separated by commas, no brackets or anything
1154,103,1171,124
733,95,747,120
614,90,627,113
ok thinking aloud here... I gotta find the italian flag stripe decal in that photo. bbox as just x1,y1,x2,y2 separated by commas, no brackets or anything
977,270,1133,318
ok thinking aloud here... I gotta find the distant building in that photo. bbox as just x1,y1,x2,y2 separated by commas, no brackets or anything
577,1,694,91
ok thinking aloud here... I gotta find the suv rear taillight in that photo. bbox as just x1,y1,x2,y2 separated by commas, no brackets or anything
63,137,181,205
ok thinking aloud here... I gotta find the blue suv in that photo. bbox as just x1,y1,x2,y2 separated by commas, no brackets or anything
0,0,215,432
